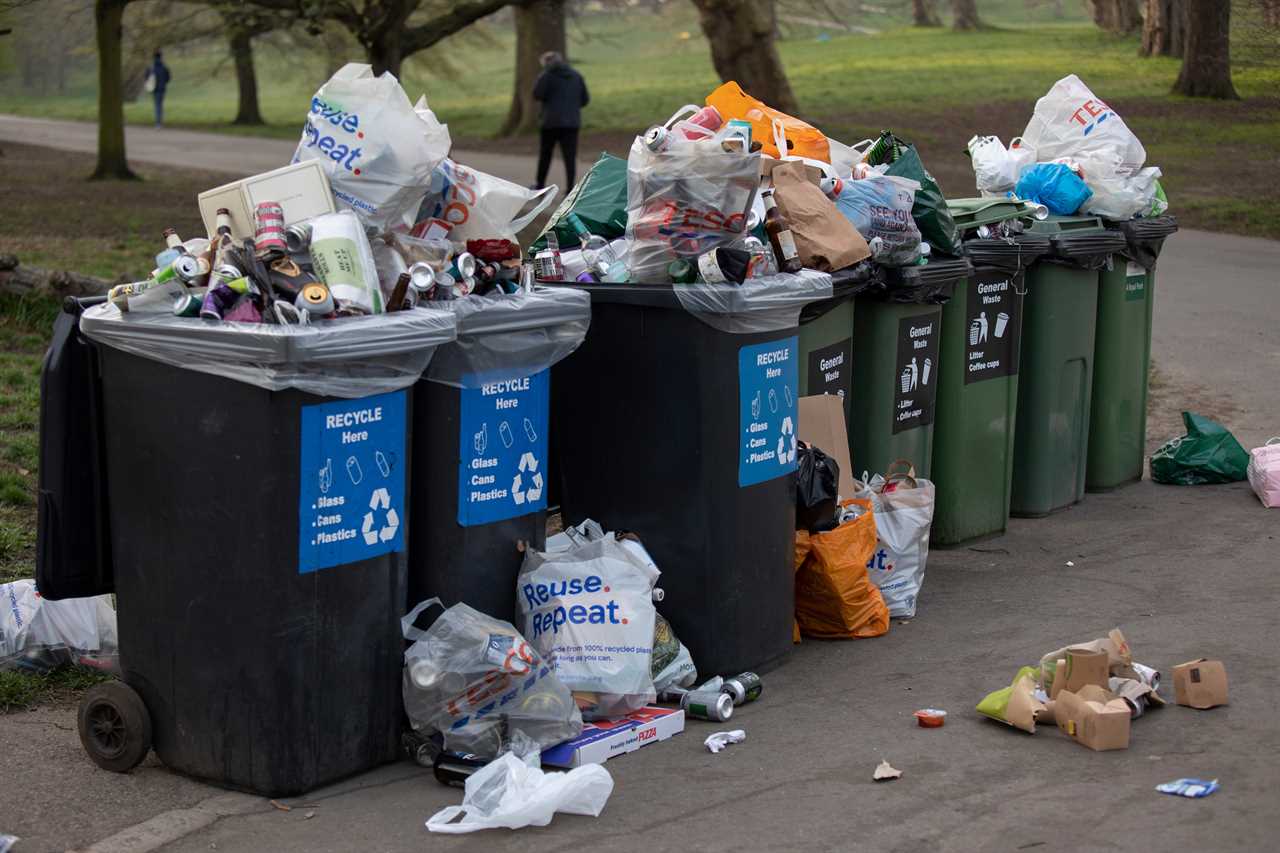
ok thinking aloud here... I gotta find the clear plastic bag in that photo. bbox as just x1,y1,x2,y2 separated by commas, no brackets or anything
401,599,583,760
425,751,614,834
424,287,591,389
419,159,558,244
624,133,760,282
673,269,833,334
1,579,119,674
79,303,457,398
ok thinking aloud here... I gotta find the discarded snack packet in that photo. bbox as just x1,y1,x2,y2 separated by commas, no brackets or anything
873,760,903,781
1156,778,1220,798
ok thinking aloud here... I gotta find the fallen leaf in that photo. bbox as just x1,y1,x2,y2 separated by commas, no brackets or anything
873,760,902,781
269,800,291,812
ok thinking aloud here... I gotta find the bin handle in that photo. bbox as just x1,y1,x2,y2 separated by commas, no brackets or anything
1266,437,1280,446
883,459,917,480
402,598,444,642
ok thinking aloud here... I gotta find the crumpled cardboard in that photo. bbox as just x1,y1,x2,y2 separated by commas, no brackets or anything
1040,627,1132,693
770,160,871,273
1172,659,1228,709
1108,676,1165,716
1055,685,1131,751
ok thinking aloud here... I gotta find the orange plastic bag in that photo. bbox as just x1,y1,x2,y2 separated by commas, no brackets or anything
795,500,890,639
705,81,831,163
793,530,811,643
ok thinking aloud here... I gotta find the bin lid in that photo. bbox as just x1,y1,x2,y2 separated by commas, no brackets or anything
878,257,974,305
801,261,881,324
948,197,1045,235
1027,214,1127,267
963,233,1052,272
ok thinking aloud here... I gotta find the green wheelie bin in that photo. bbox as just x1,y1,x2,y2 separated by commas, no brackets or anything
1011,216,1127,516
932,200,1050,545
1086,215,1179,491
797,263,883,427
849,258,972,480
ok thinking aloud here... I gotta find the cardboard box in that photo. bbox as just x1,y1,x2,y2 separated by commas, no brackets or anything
540,706,684,768
798,394,856,499
197,161,335,240
1055,685,1131,751
1173,659,1229,709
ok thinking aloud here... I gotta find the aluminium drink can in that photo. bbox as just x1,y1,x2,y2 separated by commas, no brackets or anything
681,689,734,722
722,672,763,705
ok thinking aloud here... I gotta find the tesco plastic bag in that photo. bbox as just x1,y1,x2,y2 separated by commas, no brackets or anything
518,520,659,719
401,599,583,759
854,464,935,619
292,63,451,231
625,132,760,281
1,579,118,673
1020,74,1146,178
418,159,558,244
426,751,614,834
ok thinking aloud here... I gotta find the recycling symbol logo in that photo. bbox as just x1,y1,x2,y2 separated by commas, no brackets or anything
777,415,797,465
362,487,400,545
511,452,544,506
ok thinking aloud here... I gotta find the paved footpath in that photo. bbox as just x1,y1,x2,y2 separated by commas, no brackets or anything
1,115,1278,853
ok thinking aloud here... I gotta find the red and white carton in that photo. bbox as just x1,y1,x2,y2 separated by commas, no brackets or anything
540,706,684,768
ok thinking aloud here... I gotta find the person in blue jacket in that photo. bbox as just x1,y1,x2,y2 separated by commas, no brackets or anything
532,51,589,191
146,51,171,128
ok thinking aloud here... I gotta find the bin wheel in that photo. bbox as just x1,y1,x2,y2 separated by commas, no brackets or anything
78,681,152,773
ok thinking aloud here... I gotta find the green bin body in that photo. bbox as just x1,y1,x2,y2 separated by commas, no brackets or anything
932,214,1050,545
796,268,882,427
1011,216,1127,516
1086,216,1179,491
849,259,972,480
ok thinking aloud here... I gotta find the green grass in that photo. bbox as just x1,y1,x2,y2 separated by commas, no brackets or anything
0,665,113,713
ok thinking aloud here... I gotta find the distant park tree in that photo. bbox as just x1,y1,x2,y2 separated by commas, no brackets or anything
93,0,137,180
951,0,982,31
1140,0,1185,57
913,0,941,27
1088,0,1141,34
500,0,565,136
1173,0,1238,98
691,0,798,114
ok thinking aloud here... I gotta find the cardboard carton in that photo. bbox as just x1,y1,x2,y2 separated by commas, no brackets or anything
540,706,684,768
1055,685,1131,751
798,394,856,499
197,161,335,240
1172,659,1229,709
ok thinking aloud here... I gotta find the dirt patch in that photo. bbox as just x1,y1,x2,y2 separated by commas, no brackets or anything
1146,359,1244,456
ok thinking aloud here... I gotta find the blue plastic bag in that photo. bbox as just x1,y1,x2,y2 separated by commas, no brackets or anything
1015,163,1093,216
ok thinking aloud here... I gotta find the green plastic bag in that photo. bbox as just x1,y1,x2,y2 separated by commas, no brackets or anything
976,665,1041,730
1150,411,1249,485
530,152,628,253
867,131,961,257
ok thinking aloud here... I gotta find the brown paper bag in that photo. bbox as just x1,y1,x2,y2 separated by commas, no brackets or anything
770,160,870,273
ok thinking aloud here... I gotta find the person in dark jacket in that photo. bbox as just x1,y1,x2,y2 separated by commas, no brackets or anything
145,51,171,128
532,52,589,191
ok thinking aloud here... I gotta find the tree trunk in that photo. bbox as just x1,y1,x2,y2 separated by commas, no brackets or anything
0,255,114,299
1140,0,1185,57
366,30,405,78
951,0,982,31
912,0,941,27
92,0,137,181
691,0,798,115
500,0,566,136
1173,0,1237,99
1089,0,1141,33
362,0,415,78
230,27,263,125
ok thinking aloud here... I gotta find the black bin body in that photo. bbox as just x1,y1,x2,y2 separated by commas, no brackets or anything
98,349,407,797
551,285,800,677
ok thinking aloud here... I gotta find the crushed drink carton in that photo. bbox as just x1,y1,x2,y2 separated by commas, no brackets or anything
540,706,684,768
1172,659,1229,709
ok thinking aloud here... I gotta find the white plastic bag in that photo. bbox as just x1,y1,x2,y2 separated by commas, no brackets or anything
426,751,614,833
967,135,1026,193
402,599,583,759
1083,165,1163,221
292,63,451,231
625,133,760,282
518,520,659,719
418,159,558,243
854,467,935,619
1020,74,1146,178
308,210,383,313
1,579,118,672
